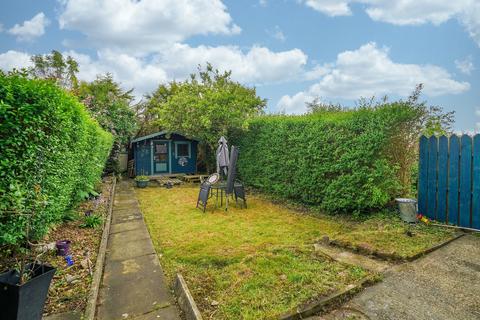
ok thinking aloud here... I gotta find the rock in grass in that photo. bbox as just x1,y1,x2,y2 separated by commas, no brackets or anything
211,300,219,306
322,235,330,244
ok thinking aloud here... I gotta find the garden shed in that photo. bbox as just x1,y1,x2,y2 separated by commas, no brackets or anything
132,131,198,176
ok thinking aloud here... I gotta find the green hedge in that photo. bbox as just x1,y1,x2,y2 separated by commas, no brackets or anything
0,74,113,245
236,106,416,214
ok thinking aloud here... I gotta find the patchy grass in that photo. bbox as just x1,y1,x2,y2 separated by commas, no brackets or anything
332,213,458,259
137,186,369,319
137,185,457,319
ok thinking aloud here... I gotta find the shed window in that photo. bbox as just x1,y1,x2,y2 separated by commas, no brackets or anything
176,142,190,158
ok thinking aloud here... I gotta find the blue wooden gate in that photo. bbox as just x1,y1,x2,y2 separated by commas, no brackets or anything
418,134,480,230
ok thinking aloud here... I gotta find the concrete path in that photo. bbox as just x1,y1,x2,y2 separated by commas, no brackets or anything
314,243,391,273
96,180,180,320
310,234,480,320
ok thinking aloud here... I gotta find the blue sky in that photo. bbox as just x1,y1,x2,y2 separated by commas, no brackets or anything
0,0,479,130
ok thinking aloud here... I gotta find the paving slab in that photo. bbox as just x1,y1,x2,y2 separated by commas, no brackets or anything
97,254,174,319
110,220,149,234
96,180,180,320
314,235,480,320
112,211,144,224
131,306,181,320
43,312,82,320
314,243,391,273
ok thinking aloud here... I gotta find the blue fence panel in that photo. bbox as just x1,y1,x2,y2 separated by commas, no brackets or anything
436,136,448,222
472,135,480,229
447,136,460,225
459,135,472,228
426,136,438,219
418,136,429,216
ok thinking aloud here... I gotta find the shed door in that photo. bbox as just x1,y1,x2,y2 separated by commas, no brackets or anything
153,141,169,174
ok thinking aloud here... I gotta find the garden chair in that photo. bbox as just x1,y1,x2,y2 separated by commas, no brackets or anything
196,173,219,212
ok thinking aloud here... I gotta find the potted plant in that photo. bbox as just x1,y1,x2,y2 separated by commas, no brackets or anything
135,175,150,188
0,184,56,320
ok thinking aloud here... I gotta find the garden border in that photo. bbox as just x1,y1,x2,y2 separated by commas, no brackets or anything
329,232,464,262
174,273,203,320
278,276,377,320
84,175,117,320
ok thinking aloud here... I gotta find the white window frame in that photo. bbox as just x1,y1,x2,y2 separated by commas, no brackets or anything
174,141,191,159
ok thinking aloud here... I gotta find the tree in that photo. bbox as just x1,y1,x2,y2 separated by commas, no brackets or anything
29,50,79,90
77,74,138,172
149,64,266,168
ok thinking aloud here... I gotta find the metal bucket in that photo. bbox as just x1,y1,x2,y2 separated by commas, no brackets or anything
395,198,417,223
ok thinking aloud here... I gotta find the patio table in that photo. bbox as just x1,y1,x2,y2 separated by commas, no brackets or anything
210,181,244,210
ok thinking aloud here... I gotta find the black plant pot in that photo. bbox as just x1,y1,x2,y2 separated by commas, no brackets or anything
0,263,56,320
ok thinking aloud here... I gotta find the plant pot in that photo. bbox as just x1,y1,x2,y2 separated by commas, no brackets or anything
55,240,71,256
136,180,149,188
395,198,418,223
0,263,56,320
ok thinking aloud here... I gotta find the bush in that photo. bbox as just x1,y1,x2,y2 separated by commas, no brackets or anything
0,73,112,245
236,104,420,214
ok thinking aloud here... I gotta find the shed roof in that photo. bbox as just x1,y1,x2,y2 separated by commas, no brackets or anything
131,131,199,143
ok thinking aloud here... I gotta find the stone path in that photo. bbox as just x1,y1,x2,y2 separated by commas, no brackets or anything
309,234,480,320
96,180,180,320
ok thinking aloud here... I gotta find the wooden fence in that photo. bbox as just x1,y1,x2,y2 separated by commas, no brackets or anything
418,134,480,230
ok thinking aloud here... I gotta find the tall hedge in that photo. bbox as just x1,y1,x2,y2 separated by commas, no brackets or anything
0,74,113,245
236,105,417,214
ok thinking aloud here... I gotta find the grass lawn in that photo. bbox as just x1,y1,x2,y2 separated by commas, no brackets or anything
136,185,457,319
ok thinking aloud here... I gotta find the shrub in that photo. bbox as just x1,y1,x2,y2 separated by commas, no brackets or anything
0,73,112,245
236,104,423,214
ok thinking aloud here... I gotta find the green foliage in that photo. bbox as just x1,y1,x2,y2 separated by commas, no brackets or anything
29,50,79,90
80,214,103,229
77,74,138,173
0,73,112,245
148,63,265,168
135,175,149,182
236,104,429,214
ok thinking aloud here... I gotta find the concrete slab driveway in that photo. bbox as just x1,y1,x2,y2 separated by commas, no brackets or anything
314,234,480,320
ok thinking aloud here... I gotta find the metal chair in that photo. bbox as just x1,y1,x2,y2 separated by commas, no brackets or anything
196,173,219,212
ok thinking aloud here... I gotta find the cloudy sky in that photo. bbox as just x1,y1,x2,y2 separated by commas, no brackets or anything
0,0,479,130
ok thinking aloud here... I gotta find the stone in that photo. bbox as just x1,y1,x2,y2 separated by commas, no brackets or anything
322,235,330,245
211,300,219,306
33,242,56,253
65,274,79,284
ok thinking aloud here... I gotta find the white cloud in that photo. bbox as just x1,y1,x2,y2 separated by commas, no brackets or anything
0,43,307,98
267,25,286,42
58,0,241,54
0,23,4,32
157,44,307,85
277,42,470,113
8,12,50,41
66,50,169,96
303,0,352,16
455,56,475,75
277,91,315,114
259,0,267,7
0,50,33,71
301,0,480,47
